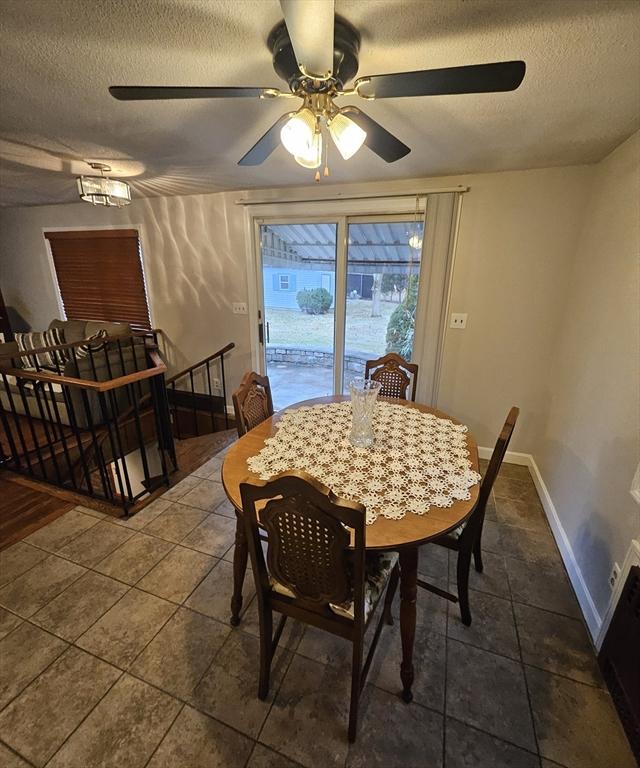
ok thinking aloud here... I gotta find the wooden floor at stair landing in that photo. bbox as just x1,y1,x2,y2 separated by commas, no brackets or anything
0,476,73,550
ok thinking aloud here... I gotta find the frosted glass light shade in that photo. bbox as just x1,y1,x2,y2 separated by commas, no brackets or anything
295,131,323,169
280,108,316,156
77,176,131,207
328,113,366,160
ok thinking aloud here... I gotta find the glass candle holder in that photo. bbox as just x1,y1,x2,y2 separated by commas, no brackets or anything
348,377,382,448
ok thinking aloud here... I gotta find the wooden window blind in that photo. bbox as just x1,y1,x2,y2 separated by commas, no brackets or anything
44,229,151,331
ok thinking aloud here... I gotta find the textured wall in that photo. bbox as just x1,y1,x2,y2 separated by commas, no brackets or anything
535,131,640,620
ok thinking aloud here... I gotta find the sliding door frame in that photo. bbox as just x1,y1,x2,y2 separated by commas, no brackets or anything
243,194,458,404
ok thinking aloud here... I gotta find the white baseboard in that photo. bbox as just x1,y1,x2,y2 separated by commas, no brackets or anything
480,446,603,642
477,447,531,465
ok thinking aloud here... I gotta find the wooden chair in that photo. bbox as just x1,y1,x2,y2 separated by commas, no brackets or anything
364,352,418,401
232,371,274,438
240,470,399,742
418,407,519,625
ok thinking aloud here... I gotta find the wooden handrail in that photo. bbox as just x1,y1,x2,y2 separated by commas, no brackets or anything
166,342,235,385
0,346,167,392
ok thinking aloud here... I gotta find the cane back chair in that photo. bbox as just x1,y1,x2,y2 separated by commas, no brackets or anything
240,470,399,742
232,371,274,438
364,353,419,401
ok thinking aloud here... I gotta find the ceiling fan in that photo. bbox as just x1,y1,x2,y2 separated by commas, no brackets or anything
109,0,525,176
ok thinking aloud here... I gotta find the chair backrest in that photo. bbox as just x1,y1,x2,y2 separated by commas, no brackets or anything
364,353,419,401
240,470,367,620
232,370,274,437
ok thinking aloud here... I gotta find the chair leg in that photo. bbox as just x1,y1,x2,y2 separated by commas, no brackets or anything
258,606,273,700
348,638,363,742
382,562,400,626
473,537,484,573
456,549,473,626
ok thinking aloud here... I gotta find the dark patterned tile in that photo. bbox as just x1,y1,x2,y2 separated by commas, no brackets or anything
77,588,176,669
143,502,208,543
46,674,181,768
112,497,172,530
260,654,349,768
506,557,581,619
240,595,305,650
347,685,443,767
514,603,602,687
192,630,290,738
31,571,128,641
94,531,174,585
137,545,217,603
448,550,511,600
131,607,229,699
418,544,449,580
448,590,520,660
247,744,303,768
493,475,539,504
177,479,228,513
499,525,560,568
185,560,254,623
0,555,85,617
0,647,120,767
0,607,22,640
526,665,636,768
181,512,236,557
0,542,48,587
494,495,548,532
191,456,224,481
446,639,535,752
56,521,135,567
0,622,67,709
147,705,253,768
368,624,446,713
445,717,539,768
24,508,98,552
0,743,31,768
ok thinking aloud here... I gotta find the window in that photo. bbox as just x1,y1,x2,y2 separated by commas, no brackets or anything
279,274,290,290
44,229,151,331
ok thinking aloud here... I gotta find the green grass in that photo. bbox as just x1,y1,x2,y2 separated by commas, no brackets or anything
265,299,399,356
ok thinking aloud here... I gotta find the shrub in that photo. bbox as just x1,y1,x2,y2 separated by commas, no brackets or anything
296,287,332,315
385,276,418,358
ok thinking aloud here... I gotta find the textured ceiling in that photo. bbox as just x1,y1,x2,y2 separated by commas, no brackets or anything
0,0,639,207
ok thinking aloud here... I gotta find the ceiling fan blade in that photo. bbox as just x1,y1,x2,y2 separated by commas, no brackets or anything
238,112,294,166
357,61,526,99
109,86,267,101
280,0,335,79
340,107,410,163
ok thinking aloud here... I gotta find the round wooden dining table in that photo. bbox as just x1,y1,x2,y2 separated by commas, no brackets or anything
221,395,480,702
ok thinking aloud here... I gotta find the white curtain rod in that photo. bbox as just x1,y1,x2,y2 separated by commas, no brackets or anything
235,185,469,206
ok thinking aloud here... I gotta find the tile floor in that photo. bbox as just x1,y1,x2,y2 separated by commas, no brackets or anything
0,450,635,768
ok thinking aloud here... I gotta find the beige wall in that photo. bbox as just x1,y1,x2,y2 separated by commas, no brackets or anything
0,191,254,397
0,164,593,454
535,131,640,622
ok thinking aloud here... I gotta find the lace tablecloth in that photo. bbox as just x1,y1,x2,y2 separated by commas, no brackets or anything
247,401,481,525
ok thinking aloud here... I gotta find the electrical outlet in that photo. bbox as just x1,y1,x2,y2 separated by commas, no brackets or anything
232,302,248,315
609,562,621,589
212,377,221,389
450,312,467,329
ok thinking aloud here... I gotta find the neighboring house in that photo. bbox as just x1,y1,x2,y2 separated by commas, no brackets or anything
263,266,336,310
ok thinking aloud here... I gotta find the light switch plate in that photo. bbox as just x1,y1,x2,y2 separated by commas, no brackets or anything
450,312,467,329
232,302,248,315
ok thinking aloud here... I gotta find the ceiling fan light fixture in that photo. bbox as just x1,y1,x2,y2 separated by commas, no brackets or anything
294,130,323,169
280,107,316,156
328,112,367,160
77,163,131,207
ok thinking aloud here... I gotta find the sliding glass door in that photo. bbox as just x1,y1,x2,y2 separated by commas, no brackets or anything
343,217,424,391
260,222,338,410
256,212,427,409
